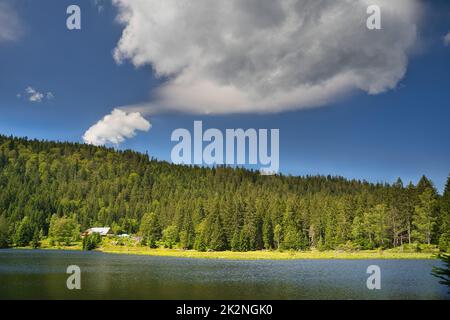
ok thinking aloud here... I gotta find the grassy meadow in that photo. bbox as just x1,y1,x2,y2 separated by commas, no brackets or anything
14,238,440,260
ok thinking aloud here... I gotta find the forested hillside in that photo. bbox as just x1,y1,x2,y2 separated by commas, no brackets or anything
0,134,449,251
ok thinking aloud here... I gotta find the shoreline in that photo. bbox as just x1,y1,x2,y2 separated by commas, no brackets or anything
99,247,438,260
9,245,440,260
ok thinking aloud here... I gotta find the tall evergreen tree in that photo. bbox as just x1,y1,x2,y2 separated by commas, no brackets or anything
209,214,228,251
438,175,450,251
262,215,274,249
139,212,162,248
0,215,9,248
14,216,34,247
413,189,438,245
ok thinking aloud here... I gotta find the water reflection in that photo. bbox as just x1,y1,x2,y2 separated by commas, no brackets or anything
0,250,448,300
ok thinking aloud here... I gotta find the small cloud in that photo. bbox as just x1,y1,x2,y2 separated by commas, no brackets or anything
444,31,450,46
83,108,151,146
21,86,54,103
25,86,44,102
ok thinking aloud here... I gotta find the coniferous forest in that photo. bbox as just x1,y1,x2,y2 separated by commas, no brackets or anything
0,134,449,252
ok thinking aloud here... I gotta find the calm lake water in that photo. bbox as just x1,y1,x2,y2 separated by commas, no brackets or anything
0,249,448,300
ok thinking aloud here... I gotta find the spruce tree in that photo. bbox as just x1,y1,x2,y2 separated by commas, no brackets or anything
139,212,162,248
209,214,227,251
413,189,437,245
438,174,450,251
0,215,9,248
15,216,34,247
31,228,41,249
262,216,274,250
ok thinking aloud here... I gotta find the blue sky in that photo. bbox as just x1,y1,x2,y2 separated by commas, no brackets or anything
0,0,449,192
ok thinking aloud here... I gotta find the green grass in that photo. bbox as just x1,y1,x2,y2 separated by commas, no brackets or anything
98,244,437,260
14,238,83,251
14,238,439,260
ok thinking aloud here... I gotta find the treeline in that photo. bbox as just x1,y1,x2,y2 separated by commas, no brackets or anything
0,134,449,252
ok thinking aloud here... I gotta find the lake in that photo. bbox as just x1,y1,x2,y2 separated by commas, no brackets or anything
0,250,448,300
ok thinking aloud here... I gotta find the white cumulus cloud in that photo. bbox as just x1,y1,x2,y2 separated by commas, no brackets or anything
112,0,421,115
25,87,44,102
22,86,54,103
83,109,151,146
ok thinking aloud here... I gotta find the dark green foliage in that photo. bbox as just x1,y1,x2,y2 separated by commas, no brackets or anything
162,225,178,249
0,135,448,252
438,233,450,252
364,204,390,248
209,214,228,251
139,212,161,248
194,219,210,252
438,175,450,252
48,214,80,246
179,213,195,249
14,216,34,247
31,228,41,249
82,232,102,251
0,215,10,248
230,230,241,251
274,224,282,250
262,216,274,249
413,189,438,245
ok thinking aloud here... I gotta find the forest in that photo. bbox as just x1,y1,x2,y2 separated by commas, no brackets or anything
0,134,449,252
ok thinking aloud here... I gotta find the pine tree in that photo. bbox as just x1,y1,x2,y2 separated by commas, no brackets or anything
416,175,436,194
31,228,41,249
438,174,450,251
280,199,300,250
363,204,389,248
48,214,80,246
209,214,227,251
404,182,417,245
139,212,162,248
15,216,34,247
282,225,300,250
0,215,9,248
413,189,437,245
162,226,178,249
351,213,365,247
262,215,274,249
273,224,282,250
194,220,208,252
230,229,241,251
179,213,195,250
239,223,256,251
82,232,102,251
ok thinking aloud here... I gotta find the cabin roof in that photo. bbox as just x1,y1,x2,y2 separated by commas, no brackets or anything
86,227,111,236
